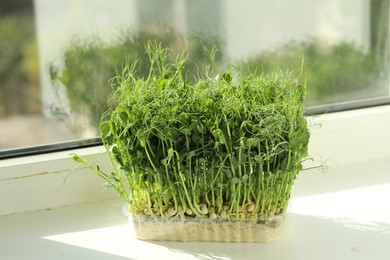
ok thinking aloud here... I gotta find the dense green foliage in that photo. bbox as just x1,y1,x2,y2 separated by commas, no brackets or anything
75,43,310,220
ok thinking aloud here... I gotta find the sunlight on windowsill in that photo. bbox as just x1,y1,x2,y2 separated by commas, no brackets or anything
291,183,390,233
41,182,390,259
43,224,155,259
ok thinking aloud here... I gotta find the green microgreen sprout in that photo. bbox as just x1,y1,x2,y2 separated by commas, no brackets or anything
74,42,311,222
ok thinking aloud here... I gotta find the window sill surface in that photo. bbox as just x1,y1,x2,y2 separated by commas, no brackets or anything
1,159,389,260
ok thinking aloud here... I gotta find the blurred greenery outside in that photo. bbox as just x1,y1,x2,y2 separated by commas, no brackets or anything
0,0,389,139
49,27,224,132
0,1,40,117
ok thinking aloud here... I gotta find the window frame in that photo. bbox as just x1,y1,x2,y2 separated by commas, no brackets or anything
2,98,390,160
1,104,390,216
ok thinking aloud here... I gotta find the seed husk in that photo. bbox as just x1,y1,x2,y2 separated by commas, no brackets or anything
239,212,246,219
246,203,255,213
185,208,194,216
165,207,177,217
220,210,228,219
200,204,208,215
209,213,218,219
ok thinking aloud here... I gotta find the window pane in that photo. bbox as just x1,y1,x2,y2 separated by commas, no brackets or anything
0,0,389,153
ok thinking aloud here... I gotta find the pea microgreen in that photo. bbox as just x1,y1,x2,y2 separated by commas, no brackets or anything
74,42,310,220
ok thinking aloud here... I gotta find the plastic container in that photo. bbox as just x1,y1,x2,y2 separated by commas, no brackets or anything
123,205,286,242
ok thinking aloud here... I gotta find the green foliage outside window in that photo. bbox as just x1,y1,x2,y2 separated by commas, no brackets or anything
49,27,223,134
241,39,385,106
0,14,40,116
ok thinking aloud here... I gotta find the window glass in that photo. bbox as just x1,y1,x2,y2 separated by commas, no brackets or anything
0,0,389,153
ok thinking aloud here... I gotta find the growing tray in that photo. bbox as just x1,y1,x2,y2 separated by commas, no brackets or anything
123,206,286,242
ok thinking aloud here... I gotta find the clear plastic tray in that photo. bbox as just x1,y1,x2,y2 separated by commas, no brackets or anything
123,205,286,242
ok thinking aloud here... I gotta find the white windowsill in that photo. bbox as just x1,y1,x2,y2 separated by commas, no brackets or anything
0,105,390,259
